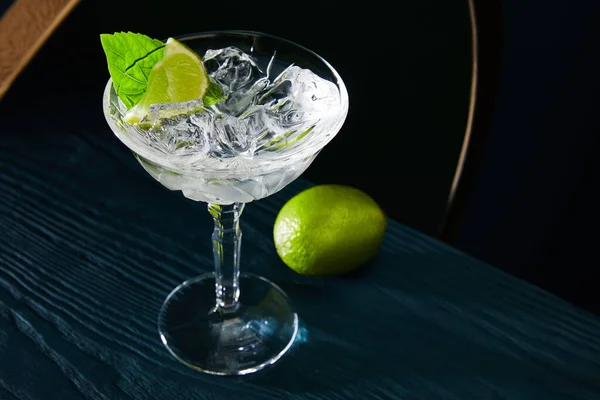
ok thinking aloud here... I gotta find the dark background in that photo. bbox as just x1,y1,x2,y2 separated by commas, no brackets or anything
453,0,600,316
2,0,599,315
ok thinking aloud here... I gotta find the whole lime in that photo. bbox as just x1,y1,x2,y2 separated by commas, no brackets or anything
273,184,387,276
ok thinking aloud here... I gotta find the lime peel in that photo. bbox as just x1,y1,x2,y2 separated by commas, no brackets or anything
273,185,387,276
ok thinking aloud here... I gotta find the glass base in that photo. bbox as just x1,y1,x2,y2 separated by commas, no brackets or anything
158,273,298,375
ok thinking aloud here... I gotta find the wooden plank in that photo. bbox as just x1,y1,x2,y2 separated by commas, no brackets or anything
0,0,79,99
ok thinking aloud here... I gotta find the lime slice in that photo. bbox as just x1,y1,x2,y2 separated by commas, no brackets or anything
124,37,209,124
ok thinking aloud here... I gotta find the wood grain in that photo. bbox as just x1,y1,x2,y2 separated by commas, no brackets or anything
0,0,79,99
1,107,600,399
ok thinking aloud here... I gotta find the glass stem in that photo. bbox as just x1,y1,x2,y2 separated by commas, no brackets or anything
208,203,244,313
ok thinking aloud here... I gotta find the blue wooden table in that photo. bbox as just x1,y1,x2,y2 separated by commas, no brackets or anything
1,99,600,399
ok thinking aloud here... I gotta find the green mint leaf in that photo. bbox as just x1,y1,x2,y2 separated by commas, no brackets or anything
203,79,226,106
100,32,165,109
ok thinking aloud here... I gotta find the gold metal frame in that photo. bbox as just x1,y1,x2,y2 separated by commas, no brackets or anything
439,0,479,237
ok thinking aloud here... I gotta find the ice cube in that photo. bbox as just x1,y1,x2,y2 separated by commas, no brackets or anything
270,65,341,114
208,114,255,159
140,108,214,161
203,47,264,94
212,77,270,117
256,79,294,111
240,106,283,138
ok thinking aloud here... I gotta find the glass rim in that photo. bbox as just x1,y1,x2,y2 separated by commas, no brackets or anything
102,29,349,178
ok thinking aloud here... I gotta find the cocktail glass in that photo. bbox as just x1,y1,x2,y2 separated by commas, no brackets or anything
102,30,348,375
